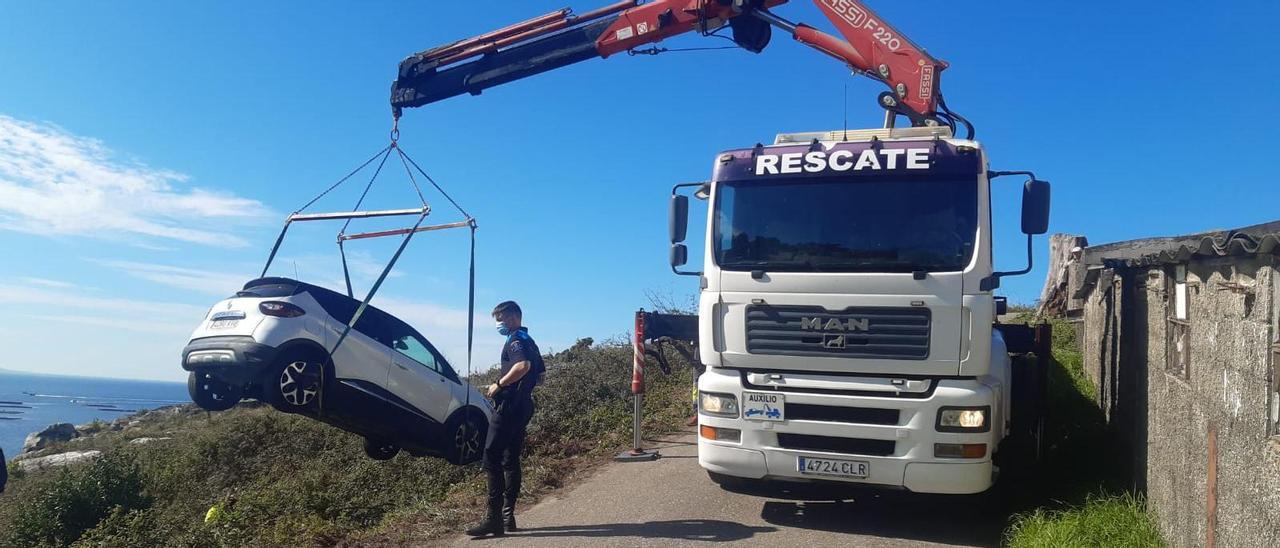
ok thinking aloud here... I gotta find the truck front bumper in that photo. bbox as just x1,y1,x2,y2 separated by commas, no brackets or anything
697,369,1000,495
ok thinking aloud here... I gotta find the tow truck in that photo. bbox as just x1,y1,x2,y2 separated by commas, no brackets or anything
390,0,1052,494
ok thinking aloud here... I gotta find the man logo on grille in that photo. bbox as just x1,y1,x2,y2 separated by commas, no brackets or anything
800,317,870,332
823,334,847,349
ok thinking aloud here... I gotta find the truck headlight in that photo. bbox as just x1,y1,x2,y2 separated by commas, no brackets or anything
936,406,990,432
699,391,739,418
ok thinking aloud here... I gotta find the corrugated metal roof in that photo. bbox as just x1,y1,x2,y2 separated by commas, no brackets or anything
1082,220,1280,268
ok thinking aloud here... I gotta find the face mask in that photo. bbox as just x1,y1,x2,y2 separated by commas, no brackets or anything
496,322,511,336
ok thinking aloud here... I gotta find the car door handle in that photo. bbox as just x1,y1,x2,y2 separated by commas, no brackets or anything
395,363,410,371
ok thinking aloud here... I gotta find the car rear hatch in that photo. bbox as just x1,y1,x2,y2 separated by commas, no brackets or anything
187,278,300,341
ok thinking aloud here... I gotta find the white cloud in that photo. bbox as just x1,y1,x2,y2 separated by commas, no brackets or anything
0,115,272,247
0,282,208,321
18,313,194,336
0,279,208,381
94,259,251,296
17,277,79,290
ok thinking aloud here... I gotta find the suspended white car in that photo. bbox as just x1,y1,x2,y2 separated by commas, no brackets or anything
183,276,492,463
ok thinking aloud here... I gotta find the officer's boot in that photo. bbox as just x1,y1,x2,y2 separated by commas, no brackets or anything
503,460,522,531
468,465,506,537
502,503,517,532
466,511,505,538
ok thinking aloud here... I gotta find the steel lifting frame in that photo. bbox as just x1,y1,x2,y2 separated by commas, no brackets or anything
258,205,475,361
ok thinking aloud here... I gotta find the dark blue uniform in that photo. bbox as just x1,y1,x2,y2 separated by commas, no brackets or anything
485,327,538,525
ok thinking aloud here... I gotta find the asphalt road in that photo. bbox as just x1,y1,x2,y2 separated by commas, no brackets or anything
436,430,1009,547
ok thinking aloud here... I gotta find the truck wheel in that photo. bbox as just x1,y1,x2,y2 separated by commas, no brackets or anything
188,371,241,411
363,438,400,461
445,408,487,465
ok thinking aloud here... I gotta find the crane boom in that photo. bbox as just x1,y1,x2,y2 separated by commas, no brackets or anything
391,0,952,127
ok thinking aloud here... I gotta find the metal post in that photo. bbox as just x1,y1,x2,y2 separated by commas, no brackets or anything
616,309,659,462
1033,322,1052,462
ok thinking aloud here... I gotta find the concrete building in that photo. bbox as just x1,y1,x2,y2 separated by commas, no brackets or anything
1068,220,1280,547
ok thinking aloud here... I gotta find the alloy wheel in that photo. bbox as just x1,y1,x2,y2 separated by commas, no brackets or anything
279,361,320,406
455,415,483,463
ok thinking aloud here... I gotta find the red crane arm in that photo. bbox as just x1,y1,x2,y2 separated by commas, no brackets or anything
392,1,949,125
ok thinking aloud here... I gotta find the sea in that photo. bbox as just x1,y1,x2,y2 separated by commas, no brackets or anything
0,369,188,460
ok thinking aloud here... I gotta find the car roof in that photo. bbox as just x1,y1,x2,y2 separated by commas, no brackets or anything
243,276,397,317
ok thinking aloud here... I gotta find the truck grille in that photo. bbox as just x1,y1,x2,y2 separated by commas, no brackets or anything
787,404,900,426
776,433,896,457
745,305,931,360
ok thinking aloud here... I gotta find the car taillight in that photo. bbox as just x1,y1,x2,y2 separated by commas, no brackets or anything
259,301,305,318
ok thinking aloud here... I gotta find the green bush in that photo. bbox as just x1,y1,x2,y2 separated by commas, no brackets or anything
5,454,151,547
5,459,23,483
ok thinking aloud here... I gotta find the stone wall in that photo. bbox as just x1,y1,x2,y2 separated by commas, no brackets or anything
1078,254,1280,547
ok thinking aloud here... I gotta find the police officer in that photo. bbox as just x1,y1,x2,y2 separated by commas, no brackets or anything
467,300,540,537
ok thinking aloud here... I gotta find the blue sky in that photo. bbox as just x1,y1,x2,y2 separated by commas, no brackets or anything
1,1,1277,382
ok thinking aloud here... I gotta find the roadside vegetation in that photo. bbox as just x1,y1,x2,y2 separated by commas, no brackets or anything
1000,315,1164,547
0,314,1166,547
0,339,695,547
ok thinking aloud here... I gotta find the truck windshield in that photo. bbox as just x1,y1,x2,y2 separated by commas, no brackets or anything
714,176,978,273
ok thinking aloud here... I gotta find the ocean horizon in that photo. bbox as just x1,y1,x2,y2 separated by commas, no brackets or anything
0,368,188,459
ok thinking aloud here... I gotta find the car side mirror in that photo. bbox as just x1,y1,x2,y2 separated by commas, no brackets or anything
670,243,688,268
1021,180,1051,235
394,340,409,351
670,194,689,243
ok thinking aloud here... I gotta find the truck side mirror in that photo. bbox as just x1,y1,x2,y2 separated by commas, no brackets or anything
1021,180,1051,235
670,244,688,268
670,195,689,243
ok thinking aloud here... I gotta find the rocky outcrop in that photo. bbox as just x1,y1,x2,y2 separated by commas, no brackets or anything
15,450,101,472
21,422,78,454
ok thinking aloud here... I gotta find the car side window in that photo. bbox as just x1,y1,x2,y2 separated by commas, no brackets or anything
392,334,440,373
354,308,396,348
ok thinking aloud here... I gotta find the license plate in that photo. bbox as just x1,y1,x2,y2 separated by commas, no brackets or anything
209,319,240,329
742,392,784,421
797,456,869,479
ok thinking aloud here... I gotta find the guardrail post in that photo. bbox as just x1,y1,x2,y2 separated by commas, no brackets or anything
616,309,660,462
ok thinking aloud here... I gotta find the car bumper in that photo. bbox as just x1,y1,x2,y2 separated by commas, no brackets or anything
181,336,278,386
697,369,998,495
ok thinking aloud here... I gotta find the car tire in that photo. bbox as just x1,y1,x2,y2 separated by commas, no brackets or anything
188,371,242,411
445,408,487,465
363,438,400,461
265,351,325,410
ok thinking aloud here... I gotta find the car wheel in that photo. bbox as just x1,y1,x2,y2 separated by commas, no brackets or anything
188,371,241,411
446,408,487,465
363,438,400,461
276,357,323,408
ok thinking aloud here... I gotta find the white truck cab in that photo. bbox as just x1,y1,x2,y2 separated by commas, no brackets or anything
669,126,1050,494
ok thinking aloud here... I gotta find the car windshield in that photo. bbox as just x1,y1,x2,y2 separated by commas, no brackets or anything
713,176,978,273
